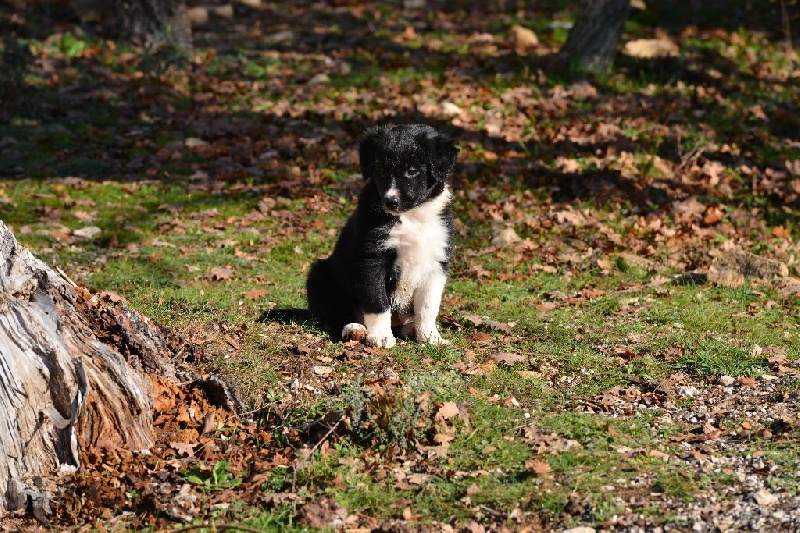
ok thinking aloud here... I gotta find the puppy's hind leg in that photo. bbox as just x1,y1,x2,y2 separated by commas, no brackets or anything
307,258,354,339
341,323,368,343
413,271,448,345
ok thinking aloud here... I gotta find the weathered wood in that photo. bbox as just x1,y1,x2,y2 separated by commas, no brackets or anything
560,0,632,74
0,221,175,515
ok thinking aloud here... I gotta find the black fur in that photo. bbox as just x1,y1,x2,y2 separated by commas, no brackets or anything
306,124,458,340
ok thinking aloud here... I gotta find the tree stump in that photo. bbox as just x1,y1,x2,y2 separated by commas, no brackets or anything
560,0,632,74
0,221,178,516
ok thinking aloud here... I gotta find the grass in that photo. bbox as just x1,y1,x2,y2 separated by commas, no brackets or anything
2,0,800,529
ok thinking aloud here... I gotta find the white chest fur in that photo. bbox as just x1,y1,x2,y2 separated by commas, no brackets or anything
384,186,451,310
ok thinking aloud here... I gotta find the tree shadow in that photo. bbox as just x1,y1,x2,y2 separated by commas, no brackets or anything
257,307,311,325
2,0,797,252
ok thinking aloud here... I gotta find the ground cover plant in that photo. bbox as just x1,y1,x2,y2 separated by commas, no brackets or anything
1,0,799,530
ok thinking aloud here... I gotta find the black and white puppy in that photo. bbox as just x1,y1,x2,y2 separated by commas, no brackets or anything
306,124,458,348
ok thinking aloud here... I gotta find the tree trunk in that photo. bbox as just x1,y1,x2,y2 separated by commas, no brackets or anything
0,221,178,517
73,0,192,50
560,0,631,74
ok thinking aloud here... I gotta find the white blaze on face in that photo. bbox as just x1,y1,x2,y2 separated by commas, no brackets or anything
384,186,401,215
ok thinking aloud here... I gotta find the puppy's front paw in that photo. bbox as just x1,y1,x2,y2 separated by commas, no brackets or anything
365,333,396,348
418,329,449,346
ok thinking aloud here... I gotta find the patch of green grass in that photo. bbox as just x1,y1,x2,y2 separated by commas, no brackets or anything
183,460,244,493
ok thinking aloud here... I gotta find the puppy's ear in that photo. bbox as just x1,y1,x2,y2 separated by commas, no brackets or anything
359,127,382,180
429,133,459,183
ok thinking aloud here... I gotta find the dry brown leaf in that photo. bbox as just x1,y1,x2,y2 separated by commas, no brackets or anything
206,266,235,281
243,288,267,300
525,459,552,475
435,401,460,421
491,352,526,366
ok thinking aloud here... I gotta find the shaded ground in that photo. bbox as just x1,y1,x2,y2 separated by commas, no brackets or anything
1,0,799,531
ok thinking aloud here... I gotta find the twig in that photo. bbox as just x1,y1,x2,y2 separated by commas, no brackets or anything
158,523,264,533
290,413,347,512
478,504,507,519
673,141,710,181
56,266,78,288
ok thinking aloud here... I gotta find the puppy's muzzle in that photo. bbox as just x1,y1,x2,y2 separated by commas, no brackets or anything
383,193,400,213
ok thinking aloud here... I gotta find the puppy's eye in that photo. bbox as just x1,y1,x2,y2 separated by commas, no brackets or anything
405,167,419,177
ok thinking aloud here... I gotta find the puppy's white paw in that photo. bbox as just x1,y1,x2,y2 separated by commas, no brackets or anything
365,333,397,349
417,329,449,346
341,323,368,343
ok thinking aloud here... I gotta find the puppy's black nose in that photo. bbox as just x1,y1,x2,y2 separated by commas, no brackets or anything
384,196,400,211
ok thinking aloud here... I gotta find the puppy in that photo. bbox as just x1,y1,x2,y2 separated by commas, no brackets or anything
306,124,458,348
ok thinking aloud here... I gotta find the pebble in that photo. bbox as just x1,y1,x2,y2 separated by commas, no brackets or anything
312,365,333,376
752,489,778,506
441,102,463,116
719,375,736,386
308,73,330,85
73,226,102,239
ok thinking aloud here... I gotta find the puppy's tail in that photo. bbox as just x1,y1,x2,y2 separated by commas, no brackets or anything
306,257,352,338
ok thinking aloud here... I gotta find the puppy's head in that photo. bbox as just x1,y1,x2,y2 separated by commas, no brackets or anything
359,124,458,216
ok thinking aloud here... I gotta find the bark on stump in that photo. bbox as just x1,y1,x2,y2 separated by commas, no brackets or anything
0,221,177,517
560,0,632,74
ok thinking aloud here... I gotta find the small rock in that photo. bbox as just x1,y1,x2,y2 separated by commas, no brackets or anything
708,251,788,288
313,365,333,376
760,374,779,381
719,375,736,386
623,38,679,59
267,30,294,44
509,25,539,49
308,73,330,85
186,6,208,25
441,102,463,116
212,4,234,18
491,226,520,247
73,226,101,239
562,528,596,533
752,489,778,506
678,385,700,398
184,137,209,149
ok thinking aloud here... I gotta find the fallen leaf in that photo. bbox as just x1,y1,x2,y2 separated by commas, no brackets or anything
772,226,790,239
491,352,526,366
703,206,723,225
435,402,460,421
623,38,679,58
491,225,520,247
525,459,551,475
201,413,215,434
243,288,267,299
313,365,333,376
206,266,235,281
